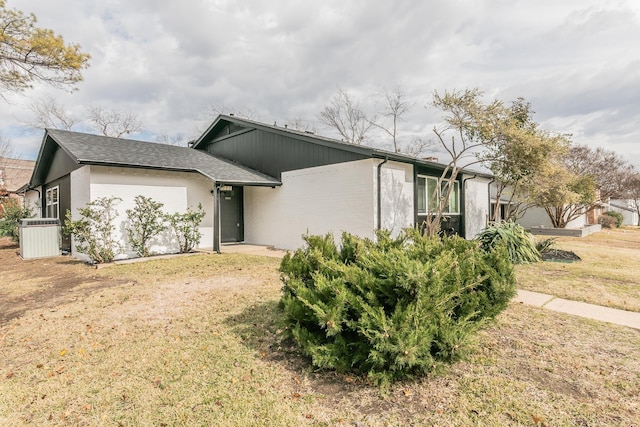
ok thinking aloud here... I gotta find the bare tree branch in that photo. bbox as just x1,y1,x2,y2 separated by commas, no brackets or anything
0,134,14,195
87,105,142,137
401,136,433,157
0,133,12,159
155,131,186,146
25,95,79,130
319,88,374,144
369,86,413,152
285,117,317,133
564,144,634,202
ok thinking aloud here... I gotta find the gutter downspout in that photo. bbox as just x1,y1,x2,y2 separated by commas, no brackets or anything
213,183,221,254
377,157,388,230
462,174,478,187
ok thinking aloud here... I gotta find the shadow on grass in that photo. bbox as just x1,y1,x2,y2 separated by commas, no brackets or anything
0,245,131,325
223,299,424,418
224,299,311,371
225,301,406,413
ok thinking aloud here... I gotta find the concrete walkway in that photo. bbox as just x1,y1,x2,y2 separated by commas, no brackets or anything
515,289,640,330
220,243,287,258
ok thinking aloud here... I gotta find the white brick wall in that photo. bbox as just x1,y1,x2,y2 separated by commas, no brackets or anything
244,159,416,250
244,159,378,250
463,175,490,238
67,166,215,259
379,161,414,235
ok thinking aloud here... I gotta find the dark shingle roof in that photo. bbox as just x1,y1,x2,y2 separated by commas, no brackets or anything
45,129,280,186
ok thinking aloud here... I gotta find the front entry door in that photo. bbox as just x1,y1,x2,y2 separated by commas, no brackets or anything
220,186,243,243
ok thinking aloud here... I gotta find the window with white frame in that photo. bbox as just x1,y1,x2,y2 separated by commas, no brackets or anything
45,186,59,218
417,176,460,215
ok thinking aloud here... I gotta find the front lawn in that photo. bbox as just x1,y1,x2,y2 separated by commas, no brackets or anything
517,227,640,312
1,236,639,426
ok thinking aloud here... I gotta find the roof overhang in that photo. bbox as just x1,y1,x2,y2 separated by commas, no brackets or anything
76,160,282,187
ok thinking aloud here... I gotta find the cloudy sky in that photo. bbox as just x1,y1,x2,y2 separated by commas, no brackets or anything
2,0,640,166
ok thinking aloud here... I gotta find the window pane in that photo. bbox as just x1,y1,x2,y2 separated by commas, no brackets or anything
427,177,438,212
52,187,58,203
417,177,426,213
448,181,459,213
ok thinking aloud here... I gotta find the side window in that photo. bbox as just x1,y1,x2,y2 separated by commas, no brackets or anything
45,186,59,218
417,177,426,213
417,176,460,214
445,181,460,214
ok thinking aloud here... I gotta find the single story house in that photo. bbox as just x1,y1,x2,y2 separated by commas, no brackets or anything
517,206,591,229
609,199,639,226
25,115,493,259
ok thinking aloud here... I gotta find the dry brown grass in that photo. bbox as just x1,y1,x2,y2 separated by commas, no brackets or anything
517,227,640,312
1,237,639,426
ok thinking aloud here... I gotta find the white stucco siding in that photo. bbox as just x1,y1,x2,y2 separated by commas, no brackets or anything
86,166,214,258
464,176,490,238
244,159,377,250
379,161,414,235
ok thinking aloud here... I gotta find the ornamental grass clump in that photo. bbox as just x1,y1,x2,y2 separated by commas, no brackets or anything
279,229,516,385
475,221,541,264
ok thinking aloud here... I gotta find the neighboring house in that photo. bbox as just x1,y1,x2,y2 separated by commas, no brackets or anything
516,194,607,230
26,115,493,259
517,206,589,229
609,199,639,226
0,157,35,202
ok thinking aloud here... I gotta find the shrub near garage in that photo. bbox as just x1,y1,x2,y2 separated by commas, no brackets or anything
279,229,516,385
603,211,623,228
64,197,122,263
126,195,166,257
598,214,618,229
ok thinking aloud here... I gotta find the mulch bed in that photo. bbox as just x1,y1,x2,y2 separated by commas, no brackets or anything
541,249,581,263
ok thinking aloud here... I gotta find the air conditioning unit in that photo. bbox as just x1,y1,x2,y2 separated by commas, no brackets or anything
19,218,61,259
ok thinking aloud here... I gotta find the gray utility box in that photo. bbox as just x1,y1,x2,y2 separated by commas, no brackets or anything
19,218,61,259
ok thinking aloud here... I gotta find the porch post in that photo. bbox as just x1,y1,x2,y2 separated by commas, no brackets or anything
213,183,221,254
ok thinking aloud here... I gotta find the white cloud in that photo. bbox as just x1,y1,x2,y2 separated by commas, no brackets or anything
2,0,639,167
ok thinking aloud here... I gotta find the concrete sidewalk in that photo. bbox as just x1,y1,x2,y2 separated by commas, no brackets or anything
220,243,287,258
515,289,640,330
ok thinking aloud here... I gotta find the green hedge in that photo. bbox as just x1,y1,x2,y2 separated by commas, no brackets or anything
279,229,516,384
603,211,623,228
